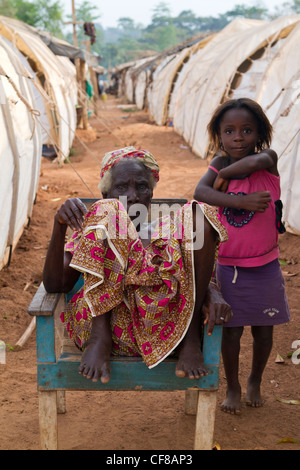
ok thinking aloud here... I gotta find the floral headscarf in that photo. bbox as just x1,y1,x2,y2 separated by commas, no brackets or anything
100,146,160,183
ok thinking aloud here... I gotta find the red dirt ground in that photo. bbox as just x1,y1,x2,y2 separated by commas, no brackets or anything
0,96,299,450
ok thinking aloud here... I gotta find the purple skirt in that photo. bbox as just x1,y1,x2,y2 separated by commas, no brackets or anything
216,259,290,327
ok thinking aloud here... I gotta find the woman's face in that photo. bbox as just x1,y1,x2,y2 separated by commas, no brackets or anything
219,107,259,160
105,159,153,217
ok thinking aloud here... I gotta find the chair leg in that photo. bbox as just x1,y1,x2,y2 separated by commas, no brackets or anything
57,391,66,414
38,391,58,450
185,390,198,415
194,390,217,450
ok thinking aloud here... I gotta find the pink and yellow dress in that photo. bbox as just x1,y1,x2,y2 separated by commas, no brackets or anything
60,199,227,368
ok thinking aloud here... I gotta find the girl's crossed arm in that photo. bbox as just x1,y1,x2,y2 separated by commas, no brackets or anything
194,151,276,212
219,149,278,180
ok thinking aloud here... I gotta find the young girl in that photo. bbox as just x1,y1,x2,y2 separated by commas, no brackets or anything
194,97,290,415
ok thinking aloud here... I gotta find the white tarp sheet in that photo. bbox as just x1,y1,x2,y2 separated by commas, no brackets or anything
0,36,42,269
0,17,79,269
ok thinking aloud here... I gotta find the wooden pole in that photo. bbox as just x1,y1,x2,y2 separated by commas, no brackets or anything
71,0,78,47
71,0,88,129
82,39,99,116
14,317,36,351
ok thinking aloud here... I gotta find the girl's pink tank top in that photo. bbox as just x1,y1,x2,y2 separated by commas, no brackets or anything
213,168,281,267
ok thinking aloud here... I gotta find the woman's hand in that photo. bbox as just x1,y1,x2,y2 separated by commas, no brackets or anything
202,284,233,335
55,198,87,231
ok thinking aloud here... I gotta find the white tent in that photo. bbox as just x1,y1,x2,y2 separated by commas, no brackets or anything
0,35,42,270
0,16,78,160
147,35,213,126
255,22,300,234
0,17,79,270
190,16,299,158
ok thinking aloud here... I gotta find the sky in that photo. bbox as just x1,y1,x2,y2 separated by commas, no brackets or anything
65,0,287,28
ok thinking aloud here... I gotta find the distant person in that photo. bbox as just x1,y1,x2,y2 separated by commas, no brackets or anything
194,98,290,414
98,77,105,95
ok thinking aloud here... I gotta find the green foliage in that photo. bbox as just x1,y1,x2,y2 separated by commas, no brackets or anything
225,3,269,19
93,0,298,69
0,0,64,36
2,0,300,69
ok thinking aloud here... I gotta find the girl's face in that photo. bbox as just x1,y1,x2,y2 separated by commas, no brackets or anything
219,107,259,160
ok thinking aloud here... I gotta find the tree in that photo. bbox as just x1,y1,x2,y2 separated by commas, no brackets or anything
0,0,17,17
292,0,300,12
65,0,102,50
151,2,172,27
142,2,185,51
173,10,201,35
37,0,64,36
74,0,100,22
225,3,268,20
270,0,300,17
0,0,65,37
118,17,135,32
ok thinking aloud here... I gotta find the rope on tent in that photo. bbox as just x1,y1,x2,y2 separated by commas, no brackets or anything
1,68,97,196
29,75,122,166
0,64,41,139
278,127,300,160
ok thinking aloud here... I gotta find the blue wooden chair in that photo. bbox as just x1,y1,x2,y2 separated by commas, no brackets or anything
28,198,223,450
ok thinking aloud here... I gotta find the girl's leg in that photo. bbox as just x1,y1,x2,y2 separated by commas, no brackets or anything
221,326,244,414
247,325,273,407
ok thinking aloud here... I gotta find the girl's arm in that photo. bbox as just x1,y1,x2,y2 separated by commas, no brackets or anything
219,149,278,180
194,156,272,212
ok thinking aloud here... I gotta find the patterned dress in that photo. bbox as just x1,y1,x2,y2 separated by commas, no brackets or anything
60,199,227,368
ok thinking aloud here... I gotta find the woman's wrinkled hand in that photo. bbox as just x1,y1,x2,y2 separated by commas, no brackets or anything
202,284,233,335
55,198,88,231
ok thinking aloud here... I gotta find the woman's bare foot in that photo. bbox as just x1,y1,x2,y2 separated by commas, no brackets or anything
175,339,208,379
221,385,242,415
78,312,112,383
79,339,111,383
246,375,263,407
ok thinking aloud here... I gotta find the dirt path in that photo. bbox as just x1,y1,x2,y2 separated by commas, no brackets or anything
0,97,299,450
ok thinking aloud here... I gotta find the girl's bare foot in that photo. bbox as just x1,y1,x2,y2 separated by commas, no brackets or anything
246,375,263,407
221,385,242,415
175,339,208,379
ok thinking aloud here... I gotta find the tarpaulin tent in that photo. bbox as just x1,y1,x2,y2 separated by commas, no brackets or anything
0,34,42,270
0,16,82,270
0,16,78,161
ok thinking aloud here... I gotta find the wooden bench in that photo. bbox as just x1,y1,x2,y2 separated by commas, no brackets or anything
28,198,222,450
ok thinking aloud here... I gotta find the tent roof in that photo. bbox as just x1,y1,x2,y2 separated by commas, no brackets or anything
0,16,101,67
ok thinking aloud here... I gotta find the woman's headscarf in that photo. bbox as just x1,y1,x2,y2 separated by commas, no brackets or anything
100,146,160,183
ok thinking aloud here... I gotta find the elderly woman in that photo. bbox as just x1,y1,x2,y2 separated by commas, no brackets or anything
43,147,231,384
